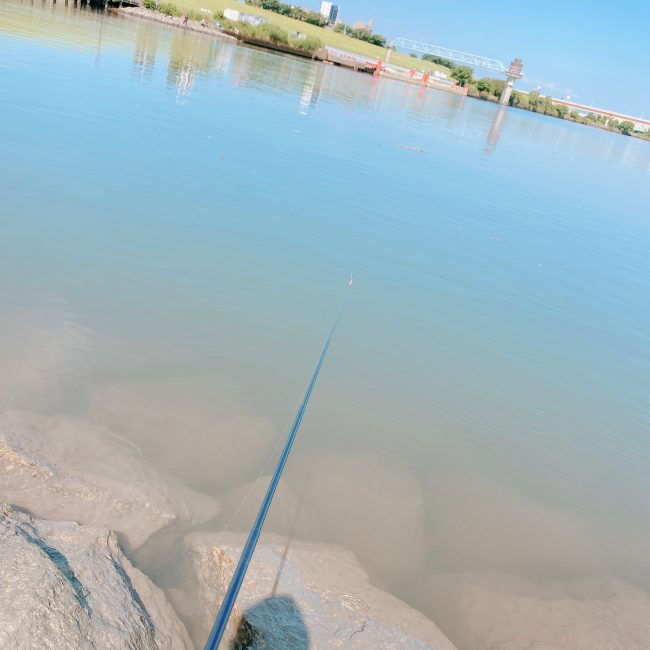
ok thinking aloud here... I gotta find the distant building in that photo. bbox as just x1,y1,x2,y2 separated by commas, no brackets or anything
223,8,268,26
319,1,339,25
352,17,373,32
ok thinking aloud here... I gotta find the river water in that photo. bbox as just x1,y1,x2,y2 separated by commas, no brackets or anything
2,2,650,648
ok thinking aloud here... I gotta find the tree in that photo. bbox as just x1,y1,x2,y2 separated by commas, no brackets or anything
540,96,556,116
618,120,635,136
476,77,495,95
422,54,457,70
555,104,568,119
491,79,505,97
509,90,521,107
450,66,474,87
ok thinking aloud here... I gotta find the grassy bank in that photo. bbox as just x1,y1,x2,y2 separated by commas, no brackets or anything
154,0,448,74
141,0,322,54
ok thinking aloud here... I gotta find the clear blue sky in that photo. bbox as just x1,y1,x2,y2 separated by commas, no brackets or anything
320,0,650,116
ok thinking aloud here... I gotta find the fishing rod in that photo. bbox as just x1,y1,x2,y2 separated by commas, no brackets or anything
204,282,352,650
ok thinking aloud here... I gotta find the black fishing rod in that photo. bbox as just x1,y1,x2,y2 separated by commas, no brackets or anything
204,287,350,650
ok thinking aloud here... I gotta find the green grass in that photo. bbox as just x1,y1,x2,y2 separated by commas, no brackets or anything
220,18,322,54
166,0,449,74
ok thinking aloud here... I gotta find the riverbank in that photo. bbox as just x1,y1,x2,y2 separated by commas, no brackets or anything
117,5,321,59
115,4,648,142
117,5,469,97
116,5,237,41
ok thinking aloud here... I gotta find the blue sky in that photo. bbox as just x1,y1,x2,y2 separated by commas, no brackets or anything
319,0,650,116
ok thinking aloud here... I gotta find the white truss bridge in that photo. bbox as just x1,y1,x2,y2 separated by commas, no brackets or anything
390,37,507,75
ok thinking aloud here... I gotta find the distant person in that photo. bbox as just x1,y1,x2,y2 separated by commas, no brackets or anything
182,14,188,27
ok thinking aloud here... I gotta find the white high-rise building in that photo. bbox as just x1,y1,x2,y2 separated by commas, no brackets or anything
319,1,339,25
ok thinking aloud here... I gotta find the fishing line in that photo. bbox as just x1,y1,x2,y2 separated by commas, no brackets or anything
210,409,294,551
204,284,351,650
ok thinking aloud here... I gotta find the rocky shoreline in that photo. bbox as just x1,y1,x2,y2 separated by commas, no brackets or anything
114,6,237,41
0,408,455,649
4,310,649,650
116,6,319,61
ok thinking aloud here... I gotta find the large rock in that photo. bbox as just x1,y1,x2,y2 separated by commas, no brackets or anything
418,571,650,650
0,410,219,551
287,451,429,583
0,504,191,649
215,451,429,585
423,473,606,576
174,532,456,649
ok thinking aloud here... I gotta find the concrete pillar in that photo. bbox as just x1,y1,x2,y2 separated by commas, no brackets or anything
500,58,523,106
499,78,514,106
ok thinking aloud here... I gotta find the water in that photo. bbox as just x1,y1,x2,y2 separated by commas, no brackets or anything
2,1,650,648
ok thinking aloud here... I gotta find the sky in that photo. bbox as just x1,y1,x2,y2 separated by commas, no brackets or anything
318,0,650,116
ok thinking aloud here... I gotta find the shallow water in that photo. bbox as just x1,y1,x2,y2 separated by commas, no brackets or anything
2,1,650,647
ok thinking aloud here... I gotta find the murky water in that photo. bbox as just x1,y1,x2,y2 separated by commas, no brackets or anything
2,1,650,648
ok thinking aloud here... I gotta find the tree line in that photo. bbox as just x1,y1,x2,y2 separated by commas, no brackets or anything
409,58,645,139
333,22,387,47
244,0,389,47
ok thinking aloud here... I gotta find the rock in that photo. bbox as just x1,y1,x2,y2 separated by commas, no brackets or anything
119,7,238,41
292,451,429,583
423,473,605,576
212,473,311,538
215,451,429,585
0,410,220,551
175,532,456,649
0,504,191,649
418,571,650,650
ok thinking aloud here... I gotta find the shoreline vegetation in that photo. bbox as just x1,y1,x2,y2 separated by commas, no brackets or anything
120,0,450,74
117,2,649,142
137,0,323,55
448,64,650,141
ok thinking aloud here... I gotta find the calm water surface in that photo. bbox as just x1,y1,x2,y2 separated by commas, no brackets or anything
2,2,650,647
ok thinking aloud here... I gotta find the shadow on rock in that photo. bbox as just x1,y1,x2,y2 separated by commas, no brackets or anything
232,595,309,649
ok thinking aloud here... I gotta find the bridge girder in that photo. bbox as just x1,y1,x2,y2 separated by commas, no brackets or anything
390,37,507,75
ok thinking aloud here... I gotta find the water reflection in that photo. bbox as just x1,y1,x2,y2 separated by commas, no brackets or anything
94,9,106,66
4,0,650,176
230,47,315,98
298,64,323,116
166,31,220,98
485,105,507,155
133,24,158,81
